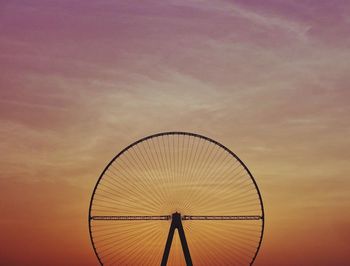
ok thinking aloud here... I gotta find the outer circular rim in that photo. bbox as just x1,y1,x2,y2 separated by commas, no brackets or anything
88,131,264,265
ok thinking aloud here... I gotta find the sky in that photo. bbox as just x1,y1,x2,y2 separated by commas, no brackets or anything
1,0,350,265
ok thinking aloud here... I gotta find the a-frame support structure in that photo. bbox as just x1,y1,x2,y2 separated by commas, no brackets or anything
161,212,193,266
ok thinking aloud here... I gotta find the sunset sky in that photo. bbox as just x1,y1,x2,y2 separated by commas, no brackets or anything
1,0,350,265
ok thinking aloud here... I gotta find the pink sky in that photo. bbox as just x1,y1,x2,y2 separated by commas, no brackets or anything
1,0,350,265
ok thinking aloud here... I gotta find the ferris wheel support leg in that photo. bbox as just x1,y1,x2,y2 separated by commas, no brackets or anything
161,219,176,266
161,212,193,266
177,216,193,266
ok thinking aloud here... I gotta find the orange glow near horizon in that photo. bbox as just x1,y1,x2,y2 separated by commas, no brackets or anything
1,0,350,265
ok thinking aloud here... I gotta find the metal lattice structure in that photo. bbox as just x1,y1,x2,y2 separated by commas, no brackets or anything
89,132,264,265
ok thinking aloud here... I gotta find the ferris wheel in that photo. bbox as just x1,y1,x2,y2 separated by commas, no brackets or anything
88,132,264,265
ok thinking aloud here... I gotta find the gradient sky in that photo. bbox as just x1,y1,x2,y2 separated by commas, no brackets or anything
1,0,350,265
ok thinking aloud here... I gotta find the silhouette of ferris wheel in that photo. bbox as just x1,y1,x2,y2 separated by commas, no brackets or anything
89,132,264,265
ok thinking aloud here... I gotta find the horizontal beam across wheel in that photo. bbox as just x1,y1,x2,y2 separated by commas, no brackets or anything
90,215,262,221
91,215,171,220
182,215,262,220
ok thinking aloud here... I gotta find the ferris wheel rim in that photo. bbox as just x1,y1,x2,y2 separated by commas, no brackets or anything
88,131,265,265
